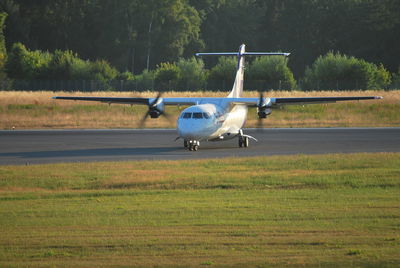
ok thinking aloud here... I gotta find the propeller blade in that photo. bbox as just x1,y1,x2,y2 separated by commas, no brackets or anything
256,91,265,131
256,116,263,130
258,91,264,107
138,92,168,128
150,92,163,107
162,109,174,124
138,110,150,128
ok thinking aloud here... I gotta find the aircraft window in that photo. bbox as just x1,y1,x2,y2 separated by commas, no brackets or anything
203,112,211,119
183,112,192,119
193,112,203,119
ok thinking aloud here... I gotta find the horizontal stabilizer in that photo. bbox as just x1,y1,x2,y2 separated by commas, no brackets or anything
196,52,290,57
196,44,290,98
195,52,238,56
243,52,290,57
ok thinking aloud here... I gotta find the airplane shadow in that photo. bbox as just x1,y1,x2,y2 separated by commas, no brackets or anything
0,146,183,159
0,141,252,165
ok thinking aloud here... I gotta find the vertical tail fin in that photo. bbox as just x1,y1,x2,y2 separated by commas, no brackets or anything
229,44,246,98
196,44,290,98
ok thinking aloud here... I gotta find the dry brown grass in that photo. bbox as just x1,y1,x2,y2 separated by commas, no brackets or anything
1,90,399,104
1,90,399,129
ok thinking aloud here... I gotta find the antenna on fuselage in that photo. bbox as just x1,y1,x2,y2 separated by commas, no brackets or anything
196,44,290,98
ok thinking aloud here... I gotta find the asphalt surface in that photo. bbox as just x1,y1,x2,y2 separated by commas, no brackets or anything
0,128,399,165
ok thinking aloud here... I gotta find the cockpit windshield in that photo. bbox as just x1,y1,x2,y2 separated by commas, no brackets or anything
181,112,212,119
192,112,203,119
203,112,211,119
182,112,192,119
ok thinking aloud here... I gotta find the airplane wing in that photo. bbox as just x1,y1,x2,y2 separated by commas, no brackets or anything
52,96,200,105
229,96,382,107
53,95,382,107
270,96,382,106
53,96,151,105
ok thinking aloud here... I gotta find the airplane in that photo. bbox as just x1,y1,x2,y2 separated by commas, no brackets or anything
53,44,382,151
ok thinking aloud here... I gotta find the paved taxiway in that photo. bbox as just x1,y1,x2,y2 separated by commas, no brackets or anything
0,128,399,165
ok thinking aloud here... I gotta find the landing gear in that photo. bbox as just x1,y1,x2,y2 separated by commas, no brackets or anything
238,136,249,148
185,140,200,151
191,144,199,151
238,129,253,148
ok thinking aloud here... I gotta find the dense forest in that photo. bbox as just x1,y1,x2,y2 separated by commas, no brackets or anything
0,0,399,90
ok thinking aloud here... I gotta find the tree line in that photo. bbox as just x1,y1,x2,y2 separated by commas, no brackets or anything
1,0,400,91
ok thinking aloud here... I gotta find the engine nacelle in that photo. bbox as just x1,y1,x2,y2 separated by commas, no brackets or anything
149,109,162,118
257,107,272,119
148,98,164,118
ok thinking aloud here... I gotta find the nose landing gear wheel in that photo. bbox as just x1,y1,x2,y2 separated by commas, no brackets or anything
187,140,200,151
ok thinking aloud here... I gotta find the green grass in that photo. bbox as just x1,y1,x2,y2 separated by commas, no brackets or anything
0,153,399,267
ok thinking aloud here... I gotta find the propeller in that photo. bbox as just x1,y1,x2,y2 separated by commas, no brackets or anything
138,92,173,128
256,92,265,129
256,91,272,130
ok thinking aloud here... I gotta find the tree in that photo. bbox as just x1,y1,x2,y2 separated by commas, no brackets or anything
248,56,297,90
144,0,203,68
176,57,207,91
117,71,134,81
208,56,237,90
303,52,391,90
90,59,118,81
1,0,204,73
47,50,88,80
254,0,400,76
391,67,400,89
5,43,120,82
133,69,155,91
198,0,262,54
2,0,399,87
5,42,51,79
0,12,7,78
154,62,180,91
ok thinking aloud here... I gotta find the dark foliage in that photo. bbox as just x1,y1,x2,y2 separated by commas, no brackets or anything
1,0,399,90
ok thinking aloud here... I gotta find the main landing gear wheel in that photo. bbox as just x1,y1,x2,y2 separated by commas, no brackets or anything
238,136,249,148
186,140,200,151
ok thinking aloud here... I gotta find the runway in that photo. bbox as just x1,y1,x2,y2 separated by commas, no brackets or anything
0,128,399,165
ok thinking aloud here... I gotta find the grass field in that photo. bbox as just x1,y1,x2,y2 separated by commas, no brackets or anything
1,90,399,129
0,153,399,267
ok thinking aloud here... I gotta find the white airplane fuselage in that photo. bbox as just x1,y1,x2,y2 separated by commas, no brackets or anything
177,43,249,145
177,102,247,142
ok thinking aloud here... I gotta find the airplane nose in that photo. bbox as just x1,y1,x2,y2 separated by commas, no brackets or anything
178,119,203,140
